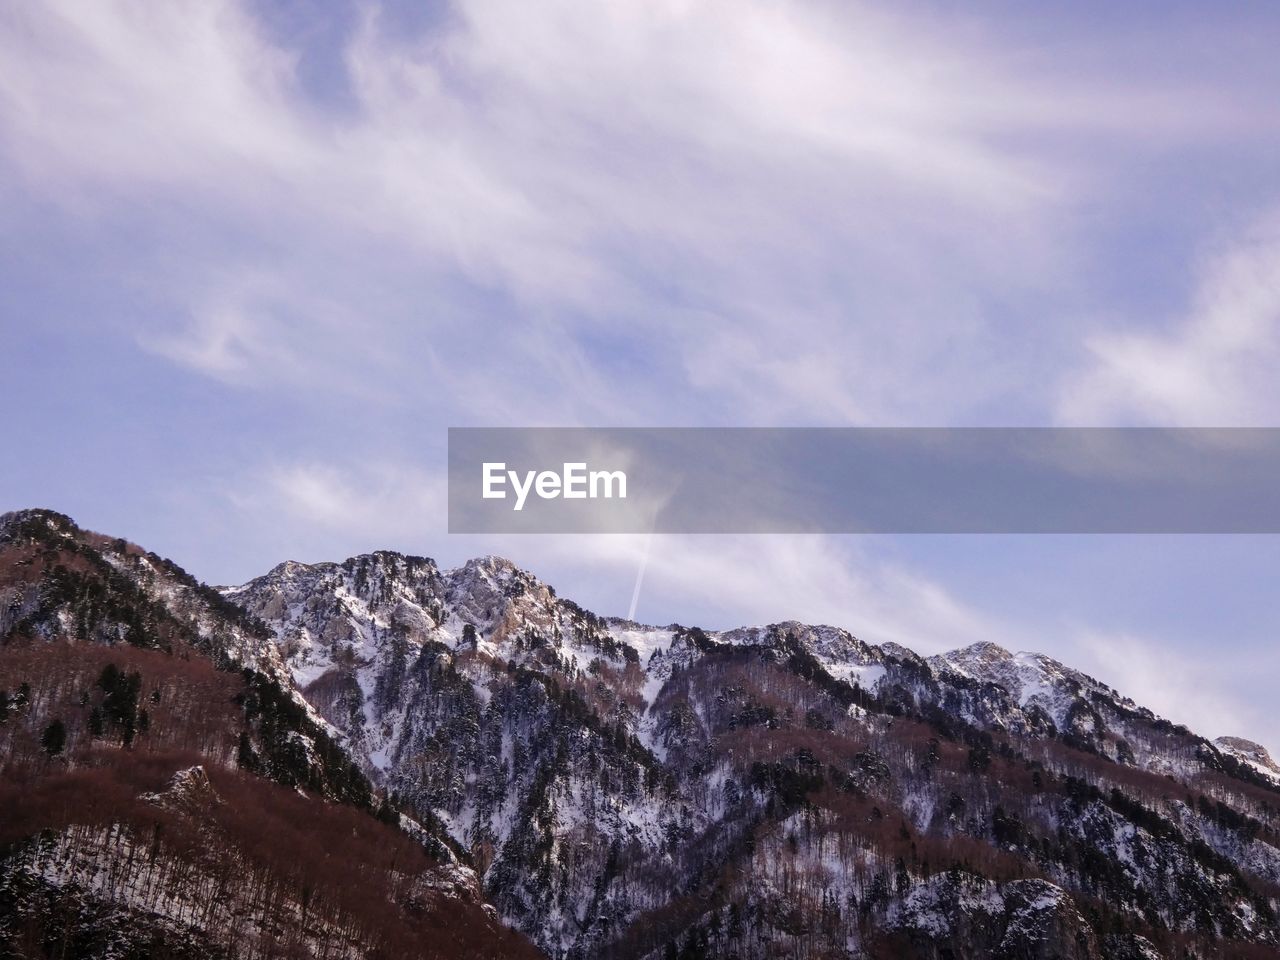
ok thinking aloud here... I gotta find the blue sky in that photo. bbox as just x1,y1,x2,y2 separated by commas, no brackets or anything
3,1,1280,746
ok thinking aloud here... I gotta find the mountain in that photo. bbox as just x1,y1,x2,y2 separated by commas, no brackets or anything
1215,738,1280,785
224,544,1280,959
0,509,538,959
4,508,1280,959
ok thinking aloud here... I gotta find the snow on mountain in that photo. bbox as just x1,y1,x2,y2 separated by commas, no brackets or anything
718,621,887,690
17,509,1275,960
927,640,1132,730
10,507,1279,958
1216,736,1280,784
221,546,1280,960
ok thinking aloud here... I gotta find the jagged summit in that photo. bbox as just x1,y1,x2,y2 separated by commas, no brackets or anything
951,639,1015,659
220,541,1272,766
242,549,443,582
232,550,542,598
219,538,1280,957
8,509,1280,959
6,509,1271,767
458,553,524,574
216,557,324,591
1217,736,1279,766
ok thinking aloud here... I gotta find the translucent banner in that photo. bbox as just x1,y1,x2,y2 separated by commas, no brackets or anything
447,428,1280,533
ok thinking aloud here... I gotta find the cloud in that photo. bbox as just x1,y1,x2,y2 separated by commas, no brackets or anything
1058,219,1280,426
147,303,271,381
231,460,448,542
0,3,306,196
5,0,1269,427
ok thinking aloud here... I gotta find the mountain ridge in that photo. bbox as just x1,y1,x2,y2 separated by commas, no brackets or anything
221,534,1280,958
221,546,1270,766
5,507,1280,959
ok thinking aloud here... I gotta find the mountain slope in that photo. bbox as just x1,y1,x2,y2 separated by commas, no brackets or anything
0,509,538,959
226,547,1280,960
5,507,1277,959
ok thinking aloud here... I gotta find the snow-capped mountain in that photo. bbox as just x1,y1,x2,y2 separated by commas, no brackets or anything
5,507,1280,959
224,545,1280,960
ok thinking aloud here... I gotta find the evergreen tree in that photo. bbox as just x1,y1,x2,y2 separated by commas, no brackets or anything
41,718,67,756
237,730,260,772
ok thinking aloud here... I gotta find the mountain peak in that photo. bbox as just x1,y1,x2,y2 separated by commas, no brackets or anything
0,506,79,542
454,554,525,578
9,513,1279,958
1215,736,1280,776
265,558,321,578
931,640,1018,676
956,640,1016,659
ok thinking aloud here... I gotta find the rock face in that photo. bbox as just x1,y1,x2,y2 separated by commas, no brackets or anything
139,764,222,812
226,546,1280,960
888,875,1100,960
1215,736,1280,782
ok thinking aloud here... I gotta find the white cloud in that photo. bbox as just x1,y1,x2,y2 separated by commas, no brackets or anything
602,533,1000,653
5,0,1267,426
0,3,307,196
147,304,269,380
231,460,448,543
1058,220,1280,426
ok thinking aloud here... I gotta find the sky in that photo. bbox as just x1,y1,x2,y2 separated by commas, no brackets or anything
3,1,1280,747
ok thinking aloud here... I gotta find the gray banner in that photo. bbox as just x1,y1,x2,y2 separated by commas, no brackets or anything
447,428,1280,533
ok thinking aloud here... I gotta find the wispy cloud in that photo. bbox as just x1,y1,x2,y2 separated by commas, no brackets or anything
1059,217,1280,426
6,1,1272,426
230,460,448,542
